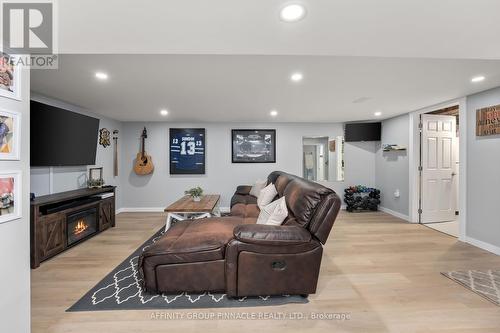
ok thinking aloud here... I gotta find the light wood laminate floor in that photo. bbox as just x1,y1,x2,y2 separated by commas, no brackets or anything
31,211,500,333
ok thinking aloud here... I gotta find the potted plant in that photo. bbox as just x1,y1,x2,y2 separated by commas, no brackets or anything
185,186,203,202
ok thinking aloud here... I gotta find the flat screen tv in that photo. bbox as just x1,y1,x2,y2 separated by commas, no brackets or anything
345,122,381,142
30,101,100,166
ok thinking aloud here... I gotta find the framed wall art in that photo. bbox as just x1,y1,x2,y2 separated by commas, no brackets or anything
0,170,22,224
99,128,111,147
0,109,21,160
232,129,276,163
170,128,206,174
0,52,21,101
476,104,500,136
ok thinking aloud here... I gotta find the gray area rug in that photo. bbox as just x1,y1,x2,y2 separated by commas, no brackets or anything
68,226,308,311
442,270,500,306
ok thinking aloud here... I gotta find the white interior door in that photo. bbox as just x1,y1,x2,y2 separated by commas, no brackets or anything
421,114,458,223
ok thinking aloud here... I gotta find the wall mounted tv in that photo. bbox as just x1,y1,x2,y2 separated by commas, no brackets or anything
345,122,381,142
30,101,100,166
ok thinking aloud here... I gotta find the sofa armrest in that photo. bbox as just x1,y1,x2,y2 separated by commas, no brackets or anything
233,224,311,246
235,185,252,195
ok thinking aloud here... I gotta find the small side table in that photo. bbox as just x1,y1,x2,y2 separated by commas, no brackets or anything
164,194,221,231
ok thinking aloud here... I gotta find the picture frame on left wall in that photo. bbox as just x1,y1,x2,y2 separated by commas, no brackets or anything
0,170,22,224
0,109,21,160
0,52,21,101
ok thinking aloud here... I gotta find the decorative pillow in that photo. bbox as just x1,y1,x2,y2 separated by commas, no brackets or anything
257,197,288,226
249,179,267,198
257,183,278,209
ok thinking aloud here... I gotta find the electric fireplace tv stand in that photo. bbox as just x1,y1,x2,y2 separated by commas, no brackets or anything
30,186,116,269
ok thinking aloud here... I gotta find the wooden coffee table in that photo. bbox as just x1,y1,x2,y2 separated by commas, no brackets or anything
164,194,221,231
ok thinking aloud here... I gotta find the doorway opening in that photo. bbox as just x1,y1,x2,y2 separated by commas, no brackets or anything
419,105,460,237
302,136,330,181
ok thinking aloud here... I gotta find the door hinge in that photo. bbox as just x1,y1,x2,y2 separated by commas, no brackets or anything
418,122,423,129
418,209,423,214
418,166,423,171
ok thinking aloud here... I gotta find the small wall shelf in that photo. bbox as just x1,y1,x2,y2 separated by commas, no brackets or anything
382,144,407,152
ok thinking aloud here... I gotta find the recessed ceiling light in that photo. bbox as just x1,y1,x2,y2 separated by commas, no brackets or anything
471,75,485,83
280,4,306,22
270,110,278,117
374,111,382,117
95,72,108,80
160,109,169,116
290,72,303,82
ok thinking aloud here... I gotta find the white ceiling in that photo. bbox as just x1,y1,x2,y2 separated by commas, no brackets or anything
31,1,500,122
31,55,500,122
56,0,500,59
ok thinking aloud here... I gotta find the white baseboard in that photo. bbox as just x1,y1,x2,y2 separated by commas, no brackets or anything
378,206,411,222
465,236,500,256
116,207,231,215
116,207,164,214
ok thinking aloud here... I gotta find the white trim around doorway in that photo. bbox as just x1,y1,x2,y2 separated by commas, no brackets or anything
408,97,467,241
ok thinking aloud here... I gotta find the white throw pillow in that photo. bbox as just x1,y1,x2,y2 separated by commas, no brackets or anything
249,179,267,198
257,197,288,226
257,183,278,209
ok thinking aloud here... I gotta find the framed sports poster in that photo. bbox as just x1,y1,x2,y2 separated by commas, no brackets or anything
169,128,206,174
232,129,276,163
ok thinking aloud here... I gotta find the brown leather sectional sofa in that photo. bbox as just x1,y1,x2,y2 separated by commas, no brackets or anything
138,171,341,297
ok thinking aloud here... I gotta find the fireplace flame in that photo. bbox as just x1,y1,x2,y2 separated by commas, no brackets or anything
74,220,89,235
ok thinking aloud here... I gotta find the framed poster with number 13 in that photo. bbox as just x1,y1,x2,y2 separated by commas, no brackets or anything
169,128,206,174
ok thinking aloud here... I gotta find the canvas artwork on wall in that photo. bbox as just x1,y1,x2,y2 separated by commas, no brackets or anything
0,171,21,224
476,104,500,136
232,129,276,163
0,52,21,101
169,128,206,174
0,109,21,160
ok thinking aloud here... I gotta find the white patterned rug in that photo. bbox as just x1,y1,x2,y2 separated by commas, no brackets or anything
442,270,500,306
67,228,307,311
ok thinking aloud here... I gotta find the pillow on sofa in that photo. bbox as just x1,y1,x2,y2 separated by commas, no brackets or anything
257,183,278,208
256,197,288,226
249,179,267,198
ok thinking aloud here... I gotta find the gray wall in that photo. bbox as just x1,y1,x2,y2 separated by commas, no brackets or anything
375,114,410,217
26,97,381,212
466,87,500,248
0,68,30,332
120,122,377,209
30,95,123,209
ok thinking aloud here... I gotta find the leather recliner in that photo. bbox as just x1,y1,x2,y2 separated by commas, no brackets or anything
138,171,341,297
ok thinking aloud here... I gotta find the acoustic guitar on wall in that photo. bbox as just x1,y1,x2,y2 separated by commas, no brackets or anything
134,127,154,175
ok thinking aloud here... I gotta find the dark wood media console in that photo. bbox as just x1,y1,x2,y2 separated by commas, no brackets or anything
30,186,116,268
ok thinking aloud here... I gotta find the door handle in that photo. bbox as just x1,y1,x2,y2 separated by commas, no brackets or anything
451,172,457,176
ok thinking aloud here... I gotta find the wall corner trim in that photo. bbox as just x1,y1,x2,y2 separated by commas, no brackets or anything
465,236,500,256
379,206,411,222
